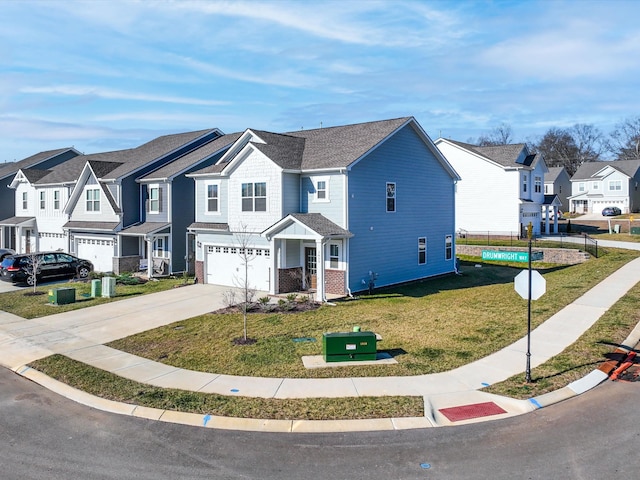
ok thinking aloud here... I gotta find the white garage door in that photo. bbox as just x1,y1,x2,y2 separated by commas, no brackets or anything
76,237,115,273
206,245,271,292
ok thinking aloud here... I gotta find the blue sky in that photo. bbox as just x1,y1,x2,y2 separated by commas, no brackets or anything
1,0,639,162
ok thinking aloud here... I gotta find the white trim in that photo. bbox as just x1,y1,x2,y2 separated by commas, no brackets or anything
204,180,221,215
84,186,101,213
148,184,160,214
312,176,330,203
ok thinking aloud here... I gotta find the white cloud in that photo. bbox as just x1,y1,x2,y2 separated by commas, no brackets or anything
19,85,228,106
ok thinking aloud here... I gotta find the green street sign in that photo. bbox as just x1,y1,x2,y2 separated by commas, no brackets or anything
531,251,544,261
482,250,529,262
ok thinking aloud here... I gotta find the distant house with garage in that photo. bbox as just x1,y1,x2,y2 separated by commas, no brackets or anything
568,160,640,214
544,166,571,212
187,117,460,302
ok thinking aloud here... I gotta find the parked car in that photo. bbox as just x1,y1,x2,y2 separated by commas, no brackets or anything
0,252,93,286
602,206,622,216
0,248,15,261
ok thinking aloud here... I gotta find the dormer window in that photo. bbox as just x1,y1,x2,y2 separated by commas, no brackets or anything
86,188,100,212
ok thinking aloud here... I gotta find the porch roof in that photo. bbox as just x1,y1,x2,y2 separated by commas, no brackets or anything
187,222,230,231
263,213,353,240
119,222,171,236
63,221,120,232
542,194,562,207
0,216,35,227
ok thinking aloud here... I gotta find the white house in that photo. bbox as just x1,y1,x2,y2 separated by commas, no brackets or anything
435,139,551,236
544,166,571,212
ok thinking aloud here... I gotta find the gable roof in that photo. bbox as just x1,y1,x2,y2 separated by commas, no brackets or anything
0,148,79,180
545,166,567,182
441,139,535,168
33,150,130,185
571,160,640,181
139,132,242,181
262,212,353,240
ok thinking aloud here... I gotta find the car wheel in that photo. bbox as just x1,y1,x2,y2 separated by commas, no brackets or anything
26,275,36,287
77,266,90,278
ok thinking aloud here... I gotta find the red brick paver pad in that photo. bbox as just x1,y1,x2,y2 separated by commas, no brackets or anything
439,402,507,422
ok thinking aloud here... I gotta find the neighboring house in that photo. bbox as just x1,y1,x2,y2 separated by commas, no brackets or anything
6,129,223,272
568,160,640,214
188,117,460,302
0,148,80,250
434,139,551,236
544,166,571,211
126,132,242,277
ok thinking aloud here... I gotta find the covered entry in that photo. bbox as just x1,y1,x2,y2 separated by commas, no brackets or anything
263,213,352,302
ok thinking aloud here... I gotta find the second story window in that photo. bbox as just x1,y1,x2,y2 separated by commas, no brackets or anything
534,176,542,193
54,190,60,210
242,182,266,212
86,188,100,212
148,185,160,213
386,182,396,212
578,183,585,192
609,180,622,191
313,177,329,202
207,184,219,213
523,174,528,193
39,191,46,209
22,192,27,210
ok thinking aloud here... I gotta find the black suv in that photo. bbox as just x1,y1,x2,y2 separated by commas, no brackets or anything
0,252,93,286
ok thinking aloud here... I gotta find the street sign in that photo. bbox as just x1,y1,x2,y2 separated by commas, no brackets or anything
531,251,543,261
514,270,546,300
482,250,529,262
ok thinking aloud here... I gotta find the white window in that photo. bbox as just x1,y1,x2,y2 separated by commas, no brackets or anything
148,185,160,213
242,182,267,212
22,192,27,210
53,190,60,210
153,236,168,258
206,183,219,213
609,180,622,191
418,237,426,265
86,188,100,212
578,183,585,192
386,182,396,212
445,235,453,261
544,184,550,194
523,175,528,193
314,177,329,202
329,244,339,268
534,176,542,193
39,191,45,209
592,181,599,191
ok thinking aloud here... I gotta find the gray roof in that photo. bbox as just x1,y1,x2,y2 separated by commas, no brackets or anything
0,216,36,226
190,117,415,175
187,222,230,231
445,140,533,168
0,148,77,180
140,133,242,181
545,166,566,182
289,213,353,237
63,221,120,232
120,222,171,235
34,151,130,185
21,169,51,183
571,160,640,181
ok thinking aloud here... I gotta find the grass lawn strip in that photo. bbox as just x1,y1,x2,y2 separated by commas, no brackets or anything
28,355,423,420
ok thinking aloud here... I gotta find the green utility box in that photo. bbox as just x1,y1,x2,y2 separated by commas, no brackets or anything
48,288,76,305
101,276,116,298
631,227,640,235
91,279,102,298
322,331,377,362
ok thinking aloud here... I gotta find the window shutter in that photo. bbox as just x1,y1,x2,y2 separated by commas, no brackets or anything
158,187,163,212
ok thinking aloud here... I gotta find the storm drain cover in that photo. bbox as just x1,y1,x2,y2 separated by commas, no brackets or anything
439,402,507,422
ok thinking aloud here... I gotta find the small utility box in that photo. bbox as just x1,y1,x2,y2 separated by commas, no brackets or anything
322,331,377,362
48,288,76,305
101,276,116,298
91,279,102,298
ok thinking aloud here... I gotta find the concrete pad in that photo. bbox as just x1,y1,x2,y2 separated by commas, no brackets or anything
302,353,397,369
568,369,608,394
351,374,467,397
1,344,53,369
274,377,358,399
147,369,219,391
198,374,285,398
392,416,435,430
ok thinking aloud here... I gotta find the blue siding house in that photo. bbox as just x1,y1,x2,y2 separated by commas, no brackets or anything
189,117,460,301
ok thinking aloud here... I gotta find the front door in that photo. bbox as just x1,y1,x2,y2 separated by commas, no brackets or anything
305,247,317,290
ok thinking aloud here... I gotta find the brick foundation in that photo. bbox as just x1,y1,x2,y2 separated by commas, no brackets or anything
113,255,141,275
195,260,204,284
325,269,346,295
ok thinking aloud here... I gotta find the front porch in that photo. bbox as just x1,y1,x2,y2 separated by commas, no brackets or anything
117,222,172,277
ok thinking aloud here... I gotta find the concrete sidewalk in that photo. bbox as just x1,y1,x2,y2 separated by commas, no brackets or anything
3,256,640,432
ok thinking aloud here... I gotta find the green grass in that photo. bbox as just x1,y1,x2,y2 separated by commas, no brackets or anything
105,249,639,379
28,355,423,420
0,276,189,319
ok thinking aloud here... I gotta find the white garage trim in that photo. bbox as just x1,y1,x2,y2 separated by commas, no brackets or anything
76,236,115,272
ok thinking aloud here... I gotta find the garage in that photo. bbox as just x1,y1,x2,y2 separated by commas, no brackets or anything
76,237,116,272
205,245,271,292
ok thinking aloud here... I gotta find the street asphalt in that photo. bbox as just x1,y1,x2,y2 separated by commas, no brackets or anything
1,241,640,433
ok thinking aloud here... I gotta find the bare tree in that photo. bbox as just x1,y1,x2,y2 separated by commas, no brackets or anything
608,116,640,161
530,124,604,175
231,224,258,343
569,123,605,164
477,123,514,146
24,252,43,293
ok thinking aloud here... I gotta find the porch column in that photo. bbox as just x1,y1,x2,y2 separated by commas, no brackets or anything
553,207,559,234
146,238,153,277
316,239,325,302
545,207,550,235
270,238,278,295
